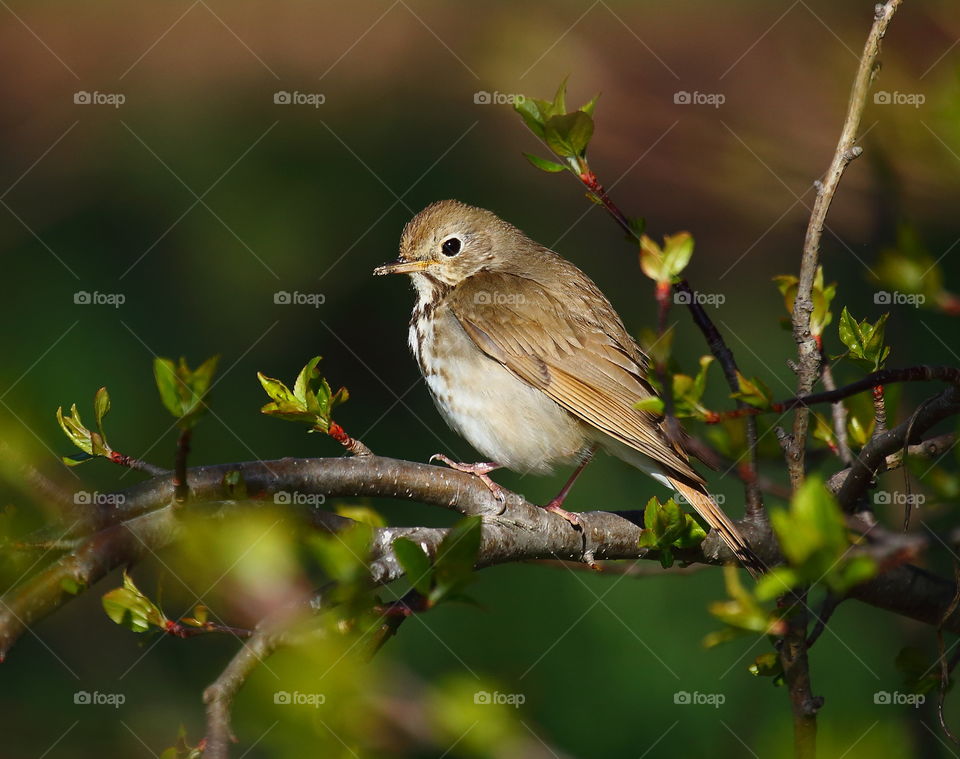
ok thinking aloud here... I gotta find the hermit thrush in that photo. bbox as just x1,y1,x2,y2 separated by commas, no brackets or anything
374,200,762,576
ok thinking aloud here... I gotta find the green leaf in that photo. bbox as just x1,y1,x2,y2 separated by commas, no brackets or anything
633,396,665,414
153,358,181,419
638,496,706,569
544,111,594,158
56,390,115,463
102,571,168,633
514,96,547,139
762,475,876,596
731,372,773,409
335,505,386,528
749,651,784,679
838,307,890,372
522,152,567,173
258,356,349,432
392,537,434,596
773,266,836,336
580,92,601,116
93,387,110,440
706,565,786,641
661,232,694,280
431,516,482,603
154,355,220,428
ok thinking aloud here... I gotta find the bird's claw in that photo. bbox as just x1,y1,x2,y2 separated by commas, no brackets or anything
429,454,506,503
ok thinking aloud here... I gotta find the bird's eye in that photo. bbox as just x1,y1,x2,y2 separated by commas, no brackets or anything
441,237,462,256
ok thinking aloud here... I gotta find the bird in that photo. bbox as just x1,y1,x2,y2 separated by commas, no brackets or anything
374,199,763,576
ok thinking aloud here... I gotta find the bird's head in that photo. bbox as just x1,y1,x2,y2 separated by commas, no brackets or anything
374,200,525,289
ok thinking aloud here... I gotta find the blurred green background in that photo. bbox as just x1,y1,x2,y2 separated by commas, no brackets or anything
2,0,960,756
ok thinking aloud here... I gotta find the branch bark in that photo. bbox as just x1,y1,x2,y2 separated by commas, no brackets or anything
788,0,903,488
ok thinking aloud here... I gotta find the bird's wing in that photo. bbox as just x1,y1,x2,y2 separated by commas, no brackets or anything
447,269,703,484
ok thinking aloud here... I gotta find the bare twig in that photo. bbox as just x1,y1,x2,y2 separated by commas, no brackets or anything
937,564,960,745
788,0,903,490
820,358,853,465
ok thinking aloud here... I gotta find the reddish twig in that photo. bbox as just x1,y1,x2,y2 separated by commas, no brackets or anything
327,421,373,456
108,451,170,477
164,620,253,639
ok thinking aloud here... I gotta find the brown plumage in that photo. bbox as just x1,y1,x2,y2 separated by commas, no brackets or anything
375,199,763,577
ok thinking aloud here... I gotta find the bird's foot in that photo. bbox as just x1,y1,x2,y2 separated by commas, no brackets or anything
429,454,506,503
541,499,583,529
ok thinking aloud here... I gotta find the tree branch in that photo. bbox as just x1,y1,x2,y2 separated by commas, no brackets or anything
788,0,903,489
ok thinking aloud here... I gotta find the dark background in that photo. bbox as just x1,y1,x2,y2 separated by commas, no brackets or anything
2,1,959,756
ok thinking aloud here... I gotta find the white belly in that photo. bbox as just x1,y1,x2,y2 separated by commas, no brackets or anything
410,306,585,474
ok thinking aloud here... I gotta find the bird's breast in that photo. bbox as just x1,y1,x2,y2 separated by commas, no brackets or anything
409,301,586,473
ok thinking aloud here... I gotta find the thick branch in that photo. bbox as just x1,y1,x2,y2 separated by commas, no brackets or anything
831,386,960,509
3,454,960,662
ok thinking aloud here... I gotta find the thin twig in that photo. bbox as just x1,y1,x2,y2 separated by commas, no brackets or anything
937,563,960,745
788,0,903,490
820,356,853,465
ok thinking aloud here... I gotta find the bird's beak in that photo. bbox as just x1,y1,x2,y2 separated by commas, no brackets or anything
373,259,435,276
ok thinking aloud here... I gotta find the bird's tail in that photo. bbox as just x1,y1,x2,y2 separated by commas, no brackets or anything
665,476,765,579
